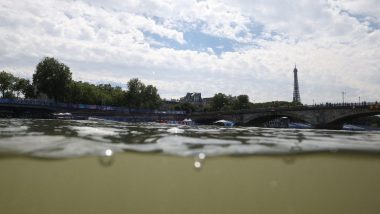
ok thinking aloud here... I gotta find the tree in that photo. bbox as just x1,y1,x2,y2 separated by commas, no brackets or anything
124,78,161,110
24,83,36,99
232,94,250,110
0,71,15,98
211,93,230,111
174,102,196,113
13,77,30,98
33,57,72,102
125,78,145,109
141,85,161,109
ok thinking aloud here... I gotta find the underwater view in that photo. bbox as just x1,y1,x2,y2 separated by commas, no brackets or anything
2,0,380,213
1,118,380,214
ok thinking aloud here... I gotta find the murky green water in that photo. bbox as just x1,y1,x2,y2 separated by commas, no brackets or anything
1,119,380,214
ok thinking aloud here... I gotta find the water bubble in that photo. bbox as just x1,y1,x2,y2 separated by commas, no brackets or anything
105,149,113,156
198,152,206,160
194,152,206,170
98,149,115,167
194,161,202,169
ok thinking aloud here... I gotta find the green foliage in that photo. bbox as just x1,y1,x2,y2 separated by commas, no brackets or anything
65,81,125,106
141,85,161,109
63,77,161,109
13,77,30,98
33,57,72,102
209,93,251,111
211,93,231,111
232,95,250,110
0,71,33,98
125,78,145,109
125,78,161,109
2,59,162,110
173,102,196,113
24,84,36,99
0,71,15,98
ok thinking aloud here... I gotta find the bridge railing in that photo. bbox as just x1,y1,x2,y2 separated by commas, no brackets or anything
190,101,380,116
303,101,379,109
0,98,186,115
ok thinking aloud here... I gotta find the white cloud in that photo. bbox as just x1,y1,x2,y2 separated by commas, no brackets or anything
331,0,380,23
0,0,379,104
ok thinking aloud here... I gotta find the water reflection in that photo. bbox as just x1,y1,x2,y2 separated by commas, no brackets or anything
296,132,306,143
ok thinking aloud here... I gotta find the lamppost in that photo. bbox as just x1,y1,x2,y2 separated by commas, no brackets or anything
342,91,345,104
359,96,361,104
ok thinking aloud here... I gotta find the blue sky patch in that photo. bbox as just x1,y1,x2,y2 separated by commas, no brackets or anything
144,30,237,55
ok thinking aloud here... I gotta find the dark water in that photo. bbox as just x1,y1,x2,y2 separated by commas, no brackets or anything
0,118,379,159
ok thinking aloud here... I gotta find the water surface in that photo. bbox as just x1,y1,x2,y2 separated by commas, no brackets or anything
0,118,379,159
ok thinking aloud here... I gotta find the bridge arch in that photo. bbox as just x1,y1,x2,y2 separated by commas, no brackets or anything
324,110,380,128
244,111,310,126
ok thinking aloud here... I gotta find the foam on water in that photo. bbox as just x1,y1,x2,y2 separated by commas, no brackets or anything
0,119,380,159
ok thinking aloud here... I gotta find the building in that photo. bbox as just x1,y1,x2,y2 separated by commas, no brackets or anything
202,97,213,106
180,92,203,104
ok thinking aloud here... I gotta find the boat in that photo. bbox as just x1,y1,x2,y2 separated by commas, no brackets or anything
53,112,73,120
213,120,234,127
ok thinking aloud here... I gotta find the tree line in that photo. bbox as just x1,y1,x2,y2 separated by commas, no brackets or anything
171,94,296,113
0,71,34,99
1,57,161,110
1,56,293,112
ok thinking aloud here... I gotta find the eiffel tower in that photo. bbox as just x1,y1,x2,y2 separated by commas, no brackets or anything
292,65,301,104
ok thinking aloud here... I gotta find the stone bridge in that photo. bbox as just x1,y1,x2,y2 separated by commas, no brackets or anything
190,103,380,129
0,99,185,122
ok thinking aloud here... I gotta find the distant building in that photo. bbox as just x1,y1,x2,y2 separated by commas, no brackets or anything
202,97,213,106
160,99,180,110
180,92,203,104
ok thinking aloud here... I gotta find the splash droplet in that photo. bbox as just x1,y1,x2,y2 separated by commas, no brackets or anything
198,152,206,160
98,149,115,167
105,149,113,156
194,152,206,170
194,161,202,169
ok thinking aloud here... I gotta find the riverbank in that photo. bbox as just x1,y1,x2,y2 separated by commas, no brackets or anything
1,152,380,214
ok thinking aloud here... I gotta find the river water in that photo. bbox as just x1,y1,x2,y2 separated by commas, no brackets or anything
0,118,380,159
1,118,380,214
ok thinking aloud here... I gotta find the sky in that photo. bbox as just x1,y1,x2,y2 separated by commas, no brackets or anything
0,0,379,104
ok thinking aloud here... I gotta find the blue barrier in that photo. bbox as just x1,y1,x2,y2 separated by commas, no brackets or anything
0,98,186,115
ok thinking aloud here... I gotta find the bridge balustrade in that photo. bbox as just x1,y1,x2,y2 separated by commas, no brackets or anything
0,98,186,115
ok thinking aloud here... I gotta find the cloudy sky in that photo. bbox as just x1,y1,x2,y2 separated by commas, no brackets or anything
0,0,379,104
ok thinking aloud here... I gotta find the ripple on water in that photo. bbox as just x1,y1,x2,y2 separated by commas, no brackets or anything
0,119,380,159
